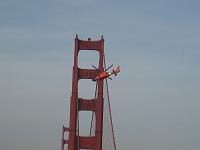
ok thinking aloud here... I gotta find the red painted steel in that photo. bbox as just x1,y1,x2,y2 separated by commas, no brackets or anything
61,35,105,150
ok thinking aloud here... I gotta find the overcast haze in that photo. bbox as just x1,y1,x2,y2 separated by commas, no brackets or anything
1,0,200,150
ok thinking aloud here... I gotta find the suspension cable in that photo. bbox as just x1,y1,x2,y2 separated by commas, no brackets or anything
104,56,117,150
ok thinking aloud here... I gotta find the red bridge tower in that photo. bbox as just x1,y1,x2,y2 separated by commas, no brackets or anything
61,35,116,150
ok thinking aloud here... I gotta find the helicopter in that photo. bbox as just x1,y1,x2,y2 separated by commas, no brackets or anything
92,64,120,81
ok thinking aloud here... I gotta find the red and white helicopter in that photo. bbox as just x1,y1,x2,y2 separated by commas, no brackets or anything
92,64,120,81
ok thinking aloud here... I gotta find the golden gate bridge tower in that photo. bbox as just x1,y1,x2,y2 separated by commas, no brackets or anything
61,35,116,150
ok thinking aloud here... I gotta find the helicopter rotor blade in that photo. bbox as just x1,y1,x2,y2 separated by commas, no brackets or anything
92,65,98,70
105,64,113,71
92,65,101,72
108,77,112,80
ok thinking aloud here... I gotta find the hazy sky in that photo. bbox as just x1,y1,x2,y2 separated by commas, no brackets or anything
1,0,200,150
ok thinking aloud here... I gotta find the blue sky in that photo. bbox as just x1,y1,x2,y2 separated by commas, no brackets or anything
1,0,200,150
